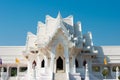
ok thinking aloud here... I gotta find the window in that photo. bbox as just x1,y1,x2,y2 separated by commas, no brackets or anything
19,67,27,72
11,67,17,76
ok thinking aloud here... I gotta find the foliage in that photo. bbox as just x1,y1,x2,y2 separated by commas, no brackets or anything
112,66,120,72
92,66,100,72
118,75,120,80
112,66,116,72
11,68,17,76
102,69,109,77
20,67,27,72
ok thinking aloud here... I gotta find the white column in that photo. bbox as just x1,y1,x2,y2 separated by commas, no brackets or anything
6,66,9,80
16,65,19,80
65,47,69,80
110,66,113,77
100,66,102,73
54,58,56,73
45,57,48,68
50,54,55,73
116,66,119,80
27,61,31,80
45,56,49,73
88,57,92,73
50,54,55,80
34,67,36,80
72,56,76,73
80,55,82,68
65,48,69,73
1,67,4,80
36,55,41,77
85,64,89,80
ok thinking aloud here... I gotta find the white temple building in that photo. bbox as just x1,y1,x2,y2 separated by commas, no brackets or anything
0,12,120,80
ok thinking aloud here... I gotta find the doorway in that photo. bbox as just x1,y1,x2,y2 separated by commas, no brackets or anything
56,57,64,72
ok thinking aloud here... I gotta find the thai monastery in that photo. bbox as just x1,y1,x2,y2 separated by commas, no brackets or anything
0,13,120,80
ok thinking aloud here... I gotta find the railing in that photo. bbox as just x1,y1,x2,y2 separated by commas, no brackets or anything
111,72,116,78
92,72,103,79
76,67,85,78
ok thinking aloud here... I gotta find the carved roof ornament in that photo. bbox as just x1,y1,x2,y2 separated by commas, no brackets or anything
57,11,62,20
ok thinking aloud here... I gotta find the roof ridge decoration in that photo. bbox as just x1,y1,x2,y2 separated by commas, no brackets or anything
57,11,62,19
27,32,36,37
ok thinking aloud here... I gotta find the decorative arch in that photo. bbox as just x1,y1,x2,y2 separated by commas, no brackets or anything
55,43,65,72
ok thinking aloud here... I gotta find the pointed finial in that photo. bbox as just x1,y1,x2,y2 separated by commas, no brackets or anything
57,11,62,19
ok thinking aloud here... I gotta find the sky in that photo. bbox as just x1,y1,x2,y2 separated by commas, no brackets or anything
0,0,120,46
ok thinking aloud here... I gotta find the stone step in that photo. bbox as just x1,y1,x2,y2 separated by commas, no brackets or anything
69,73,81,80
55,73,67,80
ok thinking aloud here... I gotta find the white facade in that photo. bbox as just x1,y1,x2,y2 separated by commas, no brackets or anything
0,13,120,80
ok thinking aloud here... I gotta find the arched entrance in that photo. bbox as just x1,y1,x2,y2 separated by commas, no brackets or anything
56,57,63,70
32,60,36,69
83,60,87,67
75,59,79,68
41,59,45,68
55,43,65,73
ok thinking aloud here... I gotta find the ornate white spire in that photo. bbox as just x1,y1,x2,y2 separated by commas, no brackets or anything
57,11,62,19
56,11,63,28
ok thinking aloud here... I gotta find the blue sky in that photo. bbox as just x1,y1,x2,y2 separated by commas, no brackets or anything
0,0,120,46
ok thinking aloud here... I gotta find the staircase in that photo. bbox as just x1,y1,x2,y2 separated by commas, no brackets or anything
38,73,51,80
54,72,67,80
69,73,81,80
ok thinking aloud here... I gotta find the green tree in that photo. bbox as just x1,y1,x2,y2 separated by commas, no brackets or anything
118,75,120,80
102,69,109,79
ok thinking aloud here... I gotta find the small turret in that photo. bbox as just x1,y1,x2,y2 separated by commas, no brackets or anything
57,11,62,19
77,21,82,32
88,32,92,40
74,21,82,38
87,31,93,46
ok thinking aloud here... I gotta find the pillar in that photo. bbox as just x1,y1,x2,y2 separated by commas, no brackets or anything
50,54,55,73
110,66,113,77
1,67,4,80
36,54,41,77
65,47,69,80
27,61,31,80
100,66,102,73
45,56,49,73
116,66,119,80
88,57,92,73
6,66,9,79
50,54,55,80
79,55,82,68
72,56,76,73
85,64,89,80
53,57,56,73
16,65,19,80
